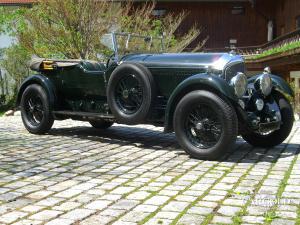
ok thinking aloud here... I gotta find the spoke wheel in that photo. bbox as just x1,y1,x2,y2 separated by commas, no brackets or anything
21,84,54,134
174,90,237,160
115,74,143,115
24,95,45,126
107,63,155,125
185,104,222,149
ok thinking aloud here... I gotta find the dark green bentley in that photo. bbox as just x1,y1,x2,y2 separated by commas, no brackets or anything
17,33,294,160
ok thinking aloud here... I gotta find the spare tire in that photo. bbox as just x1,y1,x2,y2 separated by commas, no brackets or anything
107,62,156,124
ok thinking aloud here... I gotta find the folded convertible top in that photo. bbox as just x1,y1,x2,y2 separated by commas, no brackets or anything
30,58,81,72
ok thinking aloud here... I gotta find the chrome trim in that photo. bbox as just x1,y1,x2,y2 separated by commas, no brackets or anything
230,72,248,98
255,99,264,111
212,54,244,71
263,66,271,74
255,73,273,96
223,61,245,81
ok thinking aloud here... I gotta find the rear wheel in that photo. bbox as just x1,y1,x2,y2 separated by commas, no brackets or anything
242,93,294,147
174,90,238,160
20,84,54,134
89,120,113,129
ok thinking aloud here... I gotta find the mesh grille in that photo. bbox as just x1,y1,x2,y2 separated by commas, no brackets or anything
224,62,245,82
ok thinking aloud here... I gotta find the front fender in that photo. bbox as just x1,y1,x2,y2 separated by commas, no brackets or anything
16,74,57,110
248,74,294,100
164,73,237,132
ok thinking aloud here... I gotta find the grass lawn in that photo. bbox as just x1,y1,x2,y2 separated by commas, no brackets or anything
0,111,4,117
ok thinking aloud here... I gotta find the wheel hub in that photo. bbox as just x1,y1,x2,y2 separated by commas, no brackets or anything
185,105,222,149
29,106,35,113
25,96,45,125
122,90,129,99
195,118,211,131
115,74,143,115
195,122,204,130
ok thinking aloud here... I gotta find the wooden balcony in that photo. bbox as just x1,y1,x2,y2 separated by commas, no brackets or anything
202,29,300,57
200,29,300,76
237,29,300,57
243,29,300,72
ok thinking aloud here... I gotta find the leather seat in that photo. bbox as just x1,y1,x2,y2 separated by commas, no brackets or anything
81,61,106,72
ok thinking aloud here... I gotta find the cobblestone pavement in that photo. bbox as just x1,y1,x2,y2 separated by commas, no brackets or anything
0,115,300,225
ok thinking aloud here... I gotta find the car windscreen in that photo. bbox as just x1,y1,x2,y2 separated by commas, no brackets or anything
115,33,164,56
101,33,164,56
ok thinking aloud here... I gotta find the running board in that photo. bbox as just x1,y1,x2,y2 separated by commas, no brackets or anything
53,111,115,120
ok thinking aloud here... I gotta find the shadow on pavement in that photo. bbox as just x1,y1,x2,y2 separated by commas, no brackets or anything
48,125,300,163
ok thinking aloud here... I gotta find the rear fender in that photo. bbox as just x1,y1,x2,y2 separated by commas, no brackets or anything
16,74,57,110
164,73,238,132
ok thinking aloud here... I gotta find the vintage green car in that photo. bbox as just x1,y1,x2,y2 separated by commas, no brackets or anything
17,33,294,160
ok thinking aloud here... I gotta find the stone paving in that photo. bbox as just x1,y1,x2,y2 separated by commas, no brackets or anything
0,115,300,225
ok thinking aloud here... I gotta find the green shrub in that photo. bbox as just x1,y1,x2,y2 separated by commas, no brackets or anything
252,41,300,59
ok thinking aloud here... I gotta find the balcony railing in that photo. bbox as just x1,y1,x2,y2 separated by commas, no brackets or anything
201,29,300,57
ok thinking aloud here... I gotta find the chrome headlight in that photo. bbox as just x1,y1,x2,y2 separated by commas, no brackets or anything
255,73,272,96
230,72,248,98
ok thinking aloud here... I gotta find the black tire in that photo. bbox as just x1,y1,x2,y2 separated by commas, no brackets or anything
20,84,54,134
107,63,155,125
242,93,294,148
89,120,113,129
174,90,238,160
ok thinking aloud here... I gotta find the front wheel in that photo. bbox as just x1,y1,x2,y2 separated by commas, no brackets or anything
20,84,54,134
242,93,294,148
174,90,238,160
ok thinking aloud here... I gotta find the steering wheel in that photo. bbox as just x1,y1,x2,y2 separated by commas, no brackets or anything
106,53,116,68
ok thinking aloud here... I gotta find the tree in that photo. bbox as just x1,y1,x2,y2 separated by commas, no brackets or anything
0,6,30,103
1,0,207,60
0,45,31,92
0,48,4,97
0,45,30,108
18,0,123,59
0,0,208,105
120,2,208,52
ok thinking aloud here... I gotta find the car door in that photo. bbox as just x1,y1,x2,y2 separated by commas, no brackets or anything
59,62,106,100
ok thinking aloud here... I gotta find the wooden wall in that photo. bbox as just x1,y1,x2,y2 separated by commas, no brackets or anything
152,1,270,49
273,0,300,36
133,0,300,50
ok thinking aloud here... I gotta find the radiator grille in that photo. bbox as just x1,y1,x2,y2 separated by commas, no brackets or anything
224,62,245,82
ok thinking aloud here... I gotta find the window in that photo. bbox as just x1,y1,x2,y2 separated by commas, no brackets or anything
152,9,167,17
231,6,245,15
296,16,300,29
